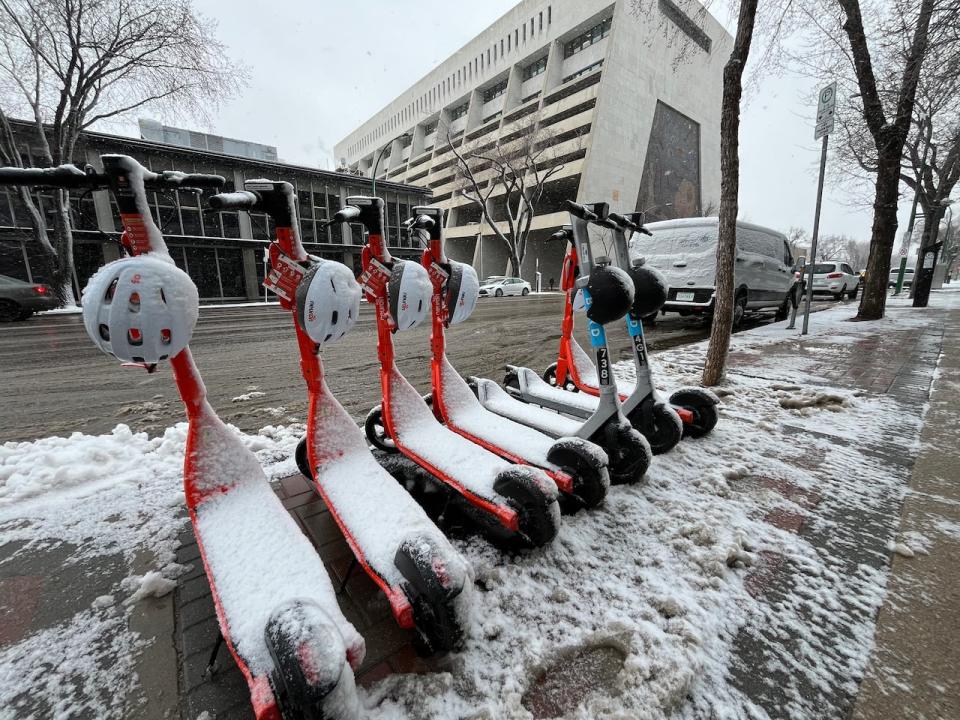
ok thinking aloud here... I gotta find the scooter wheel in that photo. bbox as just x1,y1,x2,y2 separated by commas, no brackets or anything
493,467,560,548
627,402,683,455
265,600,357,720
542,363,578,392
600,420,652,485
294,437,315,481
546,438,610,509
364,406,398,453
669,388,719,438
394,538,465,655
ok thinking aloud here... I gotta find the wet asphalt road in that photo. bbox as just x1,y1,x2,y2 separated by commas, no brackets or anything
0,295,830,443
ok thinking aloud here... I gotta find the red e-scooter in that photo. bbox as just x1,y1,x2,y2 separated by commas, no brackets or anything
0,158,365,720
208,181,471,654
403,207,609,510
332,196,561,549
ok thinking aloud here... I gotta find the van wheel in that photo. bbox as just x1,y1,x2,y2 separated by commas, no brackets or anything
733,292,747,329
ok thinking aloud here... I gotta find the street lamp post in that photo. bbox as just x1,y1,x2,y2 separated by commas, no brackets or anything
371,132,411,197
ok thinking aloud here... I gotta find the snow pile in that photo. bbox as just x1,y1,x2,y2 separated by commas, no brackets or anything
0,420,317,719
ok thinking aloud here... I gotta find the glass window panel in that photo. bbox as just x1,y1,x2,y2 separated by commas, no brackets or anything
0,239,28,280
250,214,270,241
298,190,313,218
301,220,315,243
217,248,245,297
221,212,241,238
181,208,202,236
183,246,221,298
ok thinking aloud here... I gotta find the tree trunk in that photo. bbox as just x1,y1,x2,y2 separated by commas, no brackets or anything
702,0,758,387
856,147,901,319
52,189,77,305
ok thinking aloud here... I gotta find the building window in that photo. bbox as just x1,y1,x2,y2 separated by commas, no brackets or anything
515,29,518,47
483,78,508,103
539,12,543,31
483,111,502,125
563,16,612,58
487,49,491,65
562,59,603,83
501,39,504,56
548,6,552,24
423,120,438,135
508,34,511,51
636,101,702,222
450,101,469,120
523,23,526,42
523,56,548,81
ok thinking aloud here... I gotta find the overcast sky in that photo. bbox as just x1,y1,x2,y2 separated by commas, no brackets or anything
127,0,909,243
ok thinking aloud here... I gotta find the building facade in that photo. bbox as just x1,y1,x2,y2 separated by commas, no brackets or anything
0,121,430,301
335,0,731,281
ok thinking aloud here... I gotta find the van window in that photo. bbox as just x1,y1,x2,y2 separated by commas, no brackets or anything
737,228,780,259
783,241,793,266
643,226,716,254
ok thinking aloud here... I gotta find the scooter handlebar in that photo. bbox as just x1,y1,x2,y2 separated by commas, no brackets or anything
0,164,100,189
332,205,361,224
608,211,653,236
149,171,225,190
549,227,573,242
564,200,598,222
208,190,260,211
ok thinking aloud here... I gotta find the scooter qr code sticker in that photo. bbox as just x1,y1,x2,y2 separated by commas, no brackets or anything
360,257,391,296
263,249,305,302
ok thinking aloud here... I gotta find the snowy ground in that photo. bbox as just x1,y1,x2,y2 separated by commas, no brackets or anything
1,293,954,719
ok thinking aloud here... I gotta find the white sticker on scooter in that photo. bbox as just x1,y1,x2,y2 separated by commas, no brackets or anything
573,289,585,312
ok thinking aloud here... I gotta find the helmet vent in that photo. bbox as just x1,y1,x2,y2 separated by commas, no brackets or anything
105,278,118,303
128,292,141,313
99,324,110,341
127,328,143,346
159,287,167,303
329,277,337,292
331,310,339,325
160,328,172,345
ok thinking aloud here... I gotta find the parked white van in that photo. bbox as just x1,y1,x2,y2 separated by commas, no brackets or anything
632,218,795,326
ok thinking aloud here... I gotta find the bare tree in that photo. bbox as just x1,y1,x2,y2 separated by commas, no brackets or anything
447,116,576,279
815,233,848,261
796,0,948,319
844,237,870,269
787,225,808,260
701,0,760,386
0,0,245,302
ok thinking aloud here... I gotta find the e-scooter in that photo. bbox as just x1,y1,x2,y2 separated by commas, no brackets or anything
0,159,365,720
404,207,609,509
208,181,471,654
333,196,561,549
476,201,653,485
539,212,719,449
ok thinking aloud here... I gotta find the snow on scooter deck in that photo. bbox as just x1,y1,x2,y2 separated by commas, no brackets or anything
513,366,601,417
473,377,584,439
310,380,472,593
187,403,365,678
387,368,557,508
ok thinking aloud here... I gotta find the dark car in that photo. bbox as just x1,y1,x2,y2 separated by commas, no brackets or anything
0,274,59,321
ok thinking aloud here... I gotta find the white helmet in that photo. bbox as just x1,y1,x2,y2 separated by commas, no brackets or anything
388,259,431,331
295,259,362,344
82,255,198,363
445,261,479,325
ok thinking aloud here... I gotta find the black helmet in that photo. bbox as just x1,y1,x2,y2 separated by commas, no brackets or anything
585,264,634,325
628,259,668,317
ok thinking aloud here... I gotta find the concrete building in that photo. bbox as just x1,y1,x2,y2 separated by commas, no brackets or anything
335,0,731,282
0,119,429,301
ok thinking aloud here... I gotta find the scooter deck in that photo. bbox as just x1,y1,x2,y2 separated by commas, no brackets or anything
437,358,572,492
386,367,539,515
473,377,583,439
309,382,471,605
186,403,365,711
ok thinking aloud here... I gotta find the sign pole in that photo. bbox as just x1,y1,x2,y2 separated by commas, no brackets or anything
801,82,837,336
802,134,829,335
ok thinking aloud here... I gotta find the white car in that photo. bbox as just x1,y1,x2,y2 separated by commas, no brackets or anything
810,261,860,299
887,267,915,288
637,218,796,326
479,276,532,297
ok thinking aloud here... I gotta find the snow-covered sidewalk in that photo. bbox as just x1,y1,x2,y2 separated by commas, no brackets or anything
1,290,957,719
